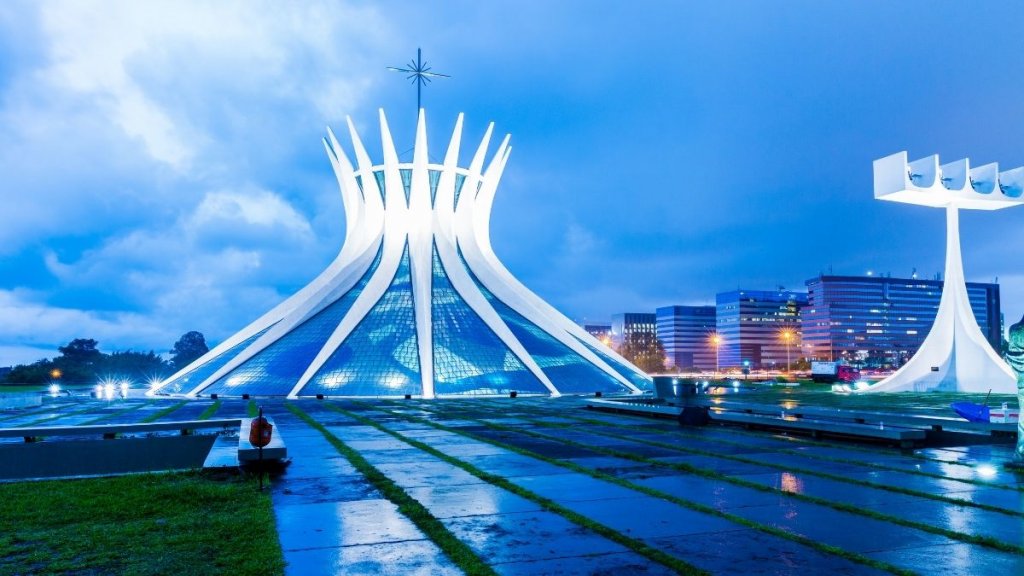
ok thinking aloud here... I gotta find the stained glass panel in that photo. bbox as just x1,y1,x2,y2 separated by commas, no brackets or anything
431,245,546,395
203,246,384,396
301,243,422,396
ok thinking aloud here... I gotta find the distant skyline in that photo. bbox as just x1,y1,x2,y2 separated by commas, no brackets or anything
2,1,1024,365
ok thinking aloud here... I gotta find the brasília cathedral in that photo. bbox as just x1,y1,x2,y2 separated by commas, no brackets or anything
151,111,651,398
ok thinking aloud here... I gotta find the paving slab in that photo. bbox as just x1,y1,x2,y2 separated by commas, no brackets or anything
275,498,426,550
633,474,787,511
458,452,568,478
840,469,1024,512
866,541,1024,576
442,510,632,565
649,454,781,476
737,499,955,554
283,539,463,576
651,529,890,575
274,475,379,505
561,495,739,539
493,551,678,575
269,411,456,576
404,484,544,519
372,460,487,488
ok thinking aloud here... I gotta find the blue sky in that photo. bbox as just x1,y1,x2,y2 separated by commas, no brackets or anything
2,1,1023,365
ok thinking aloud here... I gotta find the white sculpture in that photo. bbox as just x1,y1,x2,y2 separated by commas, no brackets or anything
150,110,650,398
859,152,1022,393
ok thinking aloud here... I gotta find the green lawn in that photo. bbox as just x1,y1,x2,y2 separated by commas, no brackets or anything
0,384,47,394
0,472,284,576
732,385,1018,413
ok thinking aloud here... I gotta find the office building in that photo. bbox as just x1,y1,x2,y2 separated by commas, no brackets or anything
583,324,612,345
655,305,716,370
716,289,807,370
610,313,657,350
802,274,1001,369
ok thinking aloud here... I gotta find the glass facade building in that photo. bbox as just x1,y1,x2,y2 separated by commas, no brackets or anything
610,313,657,350
656,305,716,370
716,290,807,370
153,112,650,398
801,275,1001,368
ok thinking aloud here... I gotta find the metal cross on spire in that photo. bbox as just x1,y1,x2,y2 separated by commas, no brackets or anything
387,48,449,111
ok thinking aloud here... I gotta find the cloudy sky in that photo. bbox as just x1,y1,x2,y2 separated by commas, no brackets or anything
2,1,1024,365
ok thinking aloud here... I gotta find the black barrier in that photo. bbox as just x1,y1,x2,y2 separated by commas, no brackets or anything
678,406,710,427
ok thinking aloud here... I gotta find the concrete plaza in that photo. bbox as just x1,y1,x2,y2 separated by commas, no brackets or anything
2,395,1024,575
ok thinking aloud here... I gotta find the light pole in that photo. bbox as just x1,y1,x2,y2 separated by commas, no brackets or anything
710,334,722,379
780,328,794,373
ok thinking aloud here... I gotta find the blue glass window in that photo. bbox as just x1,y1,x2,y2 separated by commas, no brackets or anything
162,325,275,394
429,169,441,205
301,243,421,396
372,170,386,202
461,257,628,393
431,245,547,395
399,168,412,203
202,246,384,396
453,173,467,208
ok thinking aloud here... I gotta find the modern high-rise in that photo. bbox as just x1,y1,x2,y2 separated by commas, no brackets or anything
716,290,807,370
610,313,657,350
656,305,716,370
802,274,1001,369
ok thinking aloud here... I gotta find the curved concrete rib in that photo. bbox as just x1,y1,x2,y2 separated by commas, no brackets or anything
159,111,651,398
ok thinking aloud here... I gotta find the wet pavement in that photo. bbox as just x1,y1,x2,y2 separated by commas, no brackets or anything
2,394,1024,575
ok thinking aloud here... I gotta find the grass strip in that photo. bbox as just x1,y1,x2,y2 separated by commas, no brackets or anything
0,471,284,575
325,403,708,575
198,399,222,420
425,404,1024,557
23,404,111,427
493,408,1024,518
581,411,1023,492
0,404,59,422
83,401,151,425
465,398,1023,492
567,400,999,472
349,401,914,576
141,400,189,423
247,400,259,418
284,403,496,576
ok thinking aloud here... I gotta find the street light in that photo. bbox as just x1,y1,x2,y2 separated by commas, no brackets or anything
710,333,722,378
779,328,795,373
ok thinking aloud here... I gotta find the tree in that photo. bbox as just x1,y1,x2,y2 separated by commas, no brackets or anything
52,338,105,383
58,339,102,366
171,331,209,371
618,333,666,374
3,359,57,385
100,351,170,382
